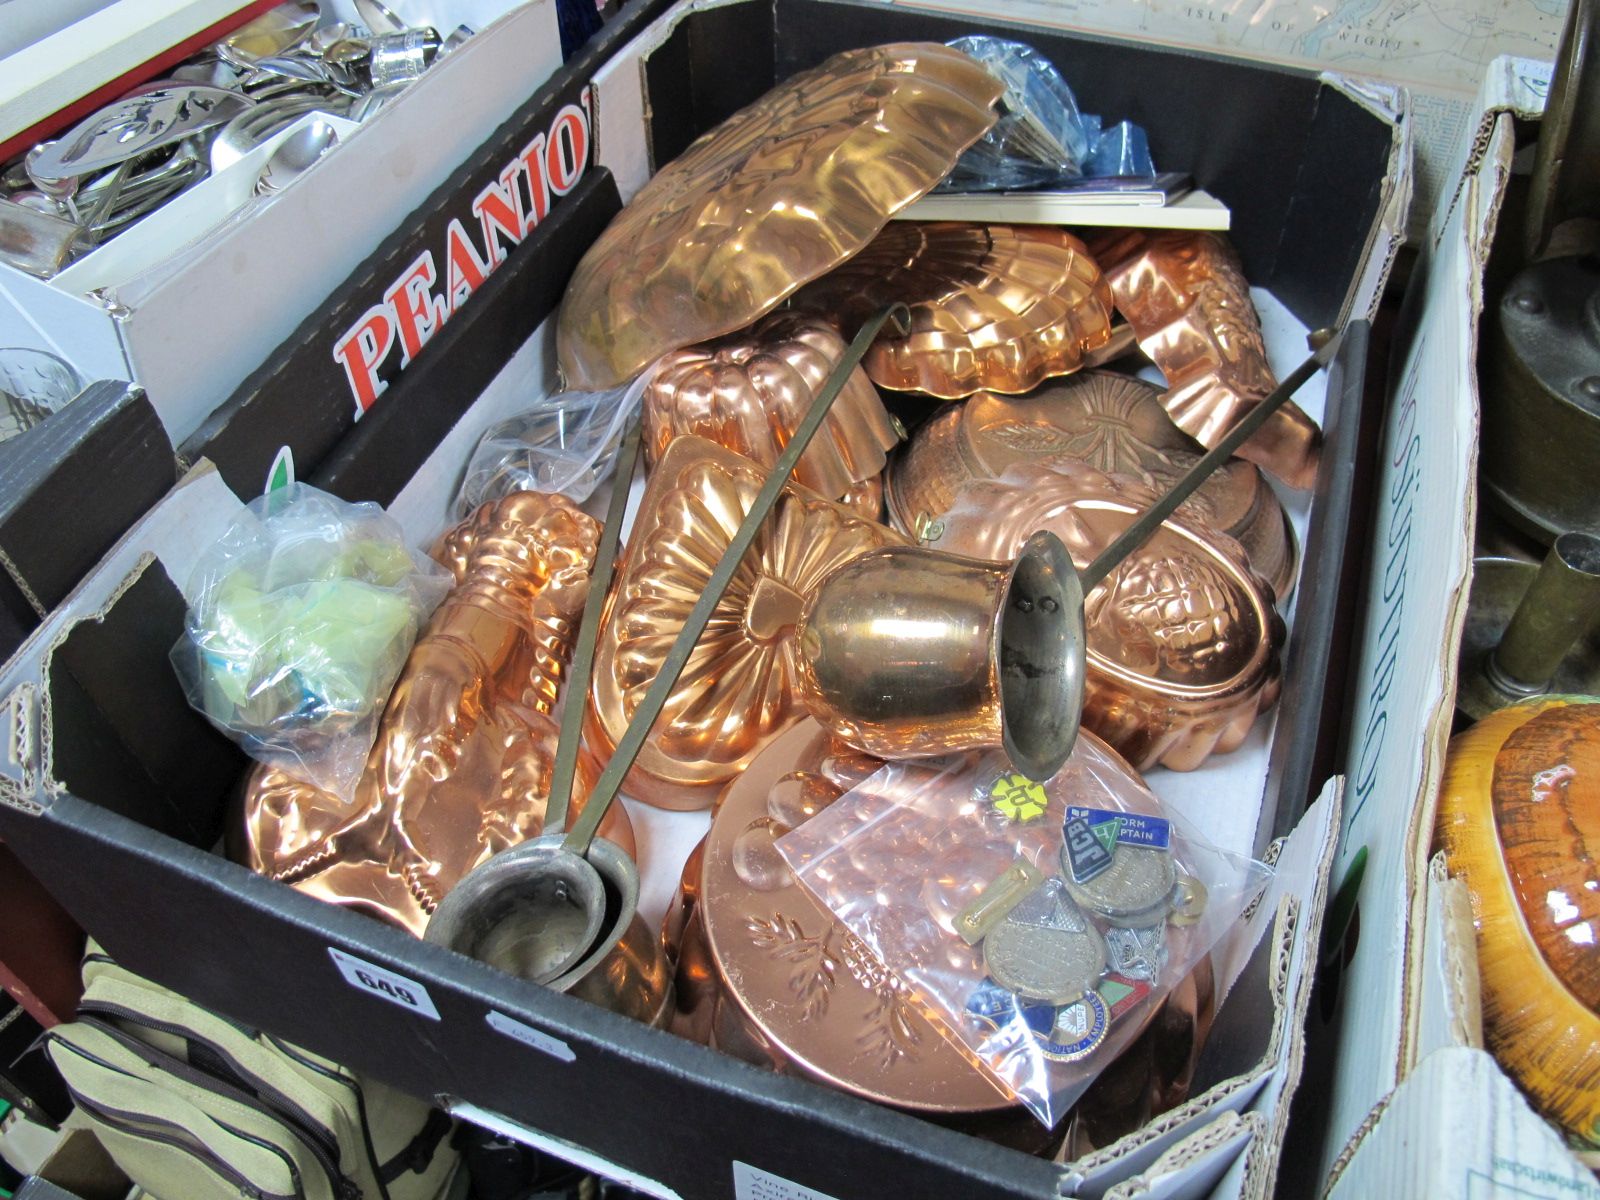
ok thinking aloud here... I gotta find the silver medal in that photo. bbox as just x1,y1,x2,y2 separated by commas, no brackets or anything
1062,841,1177,926
1103,922,1169,982
983,889,1106,1004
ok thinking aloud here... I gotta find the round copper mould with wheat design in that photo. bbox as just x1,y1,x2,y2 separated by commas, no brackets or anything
793,222,1114,399
670,718,1021,1122
642,310,898,518
887,372,1298,599
929,465,1285,771
555,44,1002,392
585,436,907,811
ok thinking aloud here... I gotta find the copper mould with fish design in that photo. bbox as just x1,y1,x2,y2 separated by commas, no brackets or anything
555,44,1002,392
794,222,1114,399
239,493,635,936
666,719,1047,1144
1091,230,1322,490
887,372,1298,599
930,464,1285,771
642,311,899,519
585,437,906,810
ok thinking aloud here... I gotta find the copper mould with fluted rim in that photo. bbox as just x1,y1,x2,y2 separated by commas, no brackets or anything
667,719,1028,1127
585,437,907,811
554,44,1002,392
1090,230,1322,491
793,222,1114,399
929,463,1285,771
642,310,899,517
886,372,1298,599
239,493,636,936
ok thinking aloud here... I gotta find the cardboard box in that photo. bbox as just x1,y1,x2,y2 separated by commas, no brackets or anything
1281,55,1567,1195
0,4,1408,1197
0,0,566,450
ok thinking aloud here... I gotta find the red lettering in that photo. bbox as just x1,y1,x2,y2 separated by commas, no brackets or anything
443,218,489,313
546,103,589,196
383,251,447,365
332,305,396,415
517,132,550,233
471,167,525,267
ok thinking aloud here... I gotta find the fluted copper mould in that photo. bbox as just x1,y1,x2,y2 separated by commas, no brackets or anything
642,311,899,516
1091,230,1322,491
555,43,1003,392
927,463,1284,771
887,372,1298,600
666,719,1026,1124
585,436,907,810
793,222,1115,399
238,493,635,936
793,531,1086,781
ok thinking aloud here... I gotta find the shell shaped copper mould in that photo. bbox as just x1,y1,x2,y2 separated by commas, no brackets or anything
1090,230,1322,490
642,311,899,511
555,44,1003,392
794,222,1115,399
886,372,1298,599
585,437,907,810
930,464,1285,771
672,718,1020,1118
239,493,636,936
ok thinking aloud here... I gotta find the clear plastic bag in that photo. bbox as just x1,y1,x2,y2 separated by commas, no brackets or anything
454,369,654,516
171,484,449,801
778,736,1269,1127
943,36,1156,191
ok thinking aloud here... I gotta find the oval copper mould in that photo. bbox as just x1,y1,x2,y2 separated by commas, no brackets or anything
794,222,1115,398
555,43,1003,392
930,464,1285,771
585,437,907,810
642,310,899,517
1091,229,1322,490
239,493,635,936
887,372,1298,599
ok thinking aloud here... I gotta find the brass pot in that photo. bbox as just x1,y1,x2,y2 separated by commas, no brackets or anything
792,531,1085,781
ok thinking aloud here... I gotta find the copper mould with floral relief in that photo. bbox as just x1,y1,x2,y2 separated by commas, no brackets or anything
585,437,906,810
794,222,1115,399
1091,230,1322,490
887,372,1298,599
554,44,1002,392
930,464,1285,771
642,311,898,520
239,493,635,937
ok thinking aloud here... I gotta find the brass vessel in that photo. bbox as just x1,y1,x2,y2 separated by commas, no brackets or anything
929,464,1284,771
555,44,1002,391
887,372,1298,599
642,310,898,516
1091,230,1322,490
240,493,635,935
792,532,1085,781
794,222,1114,399
585,437,905,810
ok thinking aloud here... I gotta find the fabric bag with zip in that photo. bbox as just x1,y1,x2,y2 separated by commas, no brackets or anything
46,945,460,1200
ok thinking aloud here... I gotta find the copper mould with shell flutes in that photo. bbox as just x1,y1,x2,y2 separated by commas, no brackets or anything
793,222,1115,399
238,493,636,936
929,463,1285,771
887,372,1298,600
554,44,1003,392
642,311,899,520
585,436,906,810
1091,230,1322,491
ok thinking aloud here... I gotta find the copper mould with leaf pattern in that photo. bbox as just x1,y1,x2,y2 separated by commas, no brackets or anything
793,222,1115,399
642,311,899,519
238,493,636,936
1090,230,1322,490
584,437,907,811
555,44,1003,392
929,463,1285,771
887,372,1298,599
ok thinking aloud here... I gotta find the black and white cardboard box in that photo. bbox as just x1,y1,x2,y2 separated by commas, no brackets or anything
0,3,1410,1198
